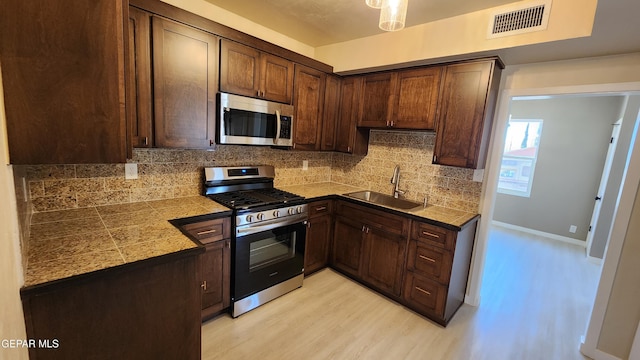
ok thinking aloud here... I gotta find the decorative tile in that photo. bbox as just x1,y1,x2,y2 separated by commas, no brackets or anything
32,195,78,212
24,249,125,287
26,165,76,180
31,207,100,224
28,229,117,264
76,164,125,178
100,209,161,228
95,202,154,216
30,216,103,240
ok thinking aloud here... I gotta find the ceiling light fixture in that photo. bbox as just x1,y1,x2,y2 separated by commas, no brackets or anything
365,0,384,9
379,0,408,32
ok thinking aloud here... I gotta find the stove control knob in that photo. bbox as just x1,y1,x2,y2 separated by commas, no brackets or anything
245,215,254,223
257,213,265,221
288,208,296,215
296,206,303,214
273,210,280,218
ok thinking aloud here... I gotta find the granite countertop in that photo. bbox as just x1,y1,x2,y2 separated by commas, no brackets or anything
281,182,479,229
24,196,230,288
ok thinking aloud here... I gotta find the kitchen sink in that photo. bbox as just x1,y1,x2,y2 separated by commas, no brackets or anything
344,191,425,212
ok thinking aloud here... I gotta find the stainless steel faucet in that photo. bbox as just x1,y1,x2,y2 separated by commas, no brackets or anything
390,165,406,199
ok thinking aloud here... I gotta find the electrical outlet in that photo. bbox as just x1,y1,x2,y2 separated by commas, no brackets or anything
473,169,484,182
569,225,577,233
125,163,138,180
302,160,308,171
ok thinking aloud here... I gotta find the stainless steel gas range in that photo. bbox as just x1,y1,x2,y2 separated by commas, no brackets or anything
203,165,307,317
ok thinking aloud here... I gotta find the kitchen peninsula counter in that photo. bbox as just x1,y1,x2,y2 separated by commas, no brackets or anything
23,196,230,289
281,182,479,230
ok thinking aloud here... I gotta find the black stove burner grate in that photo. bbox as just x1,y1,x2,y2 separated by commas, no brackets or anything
208,188,304,210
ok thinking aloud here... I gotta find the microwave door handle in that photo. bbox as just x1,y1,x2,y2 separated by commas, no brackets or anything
274,109,281,145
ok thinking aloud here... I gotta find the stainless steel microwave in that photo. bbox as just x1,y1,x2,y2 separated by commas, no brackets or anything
217,92,294,147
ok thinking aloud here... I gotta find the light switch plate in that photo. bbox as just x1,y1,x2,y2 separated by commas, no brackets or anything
302,160,308,171
125,163,138,180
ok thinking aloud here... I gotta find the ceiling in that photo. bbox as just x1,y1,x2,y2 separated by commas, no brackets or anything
204,0,517,46
204,0,640,66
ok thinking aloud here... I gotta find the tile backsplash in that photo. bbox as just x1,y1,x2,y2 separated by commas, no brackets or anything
17,130,481,215
20,145,332,213
333,130,481,213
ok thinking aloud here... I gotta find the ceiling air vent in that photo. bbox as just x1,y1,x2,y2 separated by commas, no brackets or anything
487,0,552,39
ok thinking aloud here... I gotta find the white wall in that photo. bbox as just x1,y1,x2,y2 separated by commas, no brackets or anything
0,65,28,359
493,96,624,241
316,0,597,73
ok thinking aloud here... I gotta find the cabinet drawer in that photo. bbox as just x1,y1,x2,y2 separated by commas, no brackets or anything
407,241,452,284
182,218,230,244
403,271,447,318
308,200,332,218
411,221,455,250
336,201,408,236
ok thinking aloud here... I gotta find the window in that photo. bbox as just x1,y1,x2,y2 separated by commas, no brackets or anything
497,119,543,197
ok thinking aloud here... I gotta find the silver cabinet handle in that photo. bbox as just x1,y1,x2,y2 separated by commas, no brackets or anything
274,109,281,144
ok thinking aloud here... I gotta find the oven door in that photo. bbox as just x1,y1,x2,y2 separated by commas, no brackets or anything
233,220,306,301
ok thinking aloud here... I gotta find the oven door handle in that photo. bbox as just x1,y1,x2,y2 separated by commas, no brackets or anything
274,109,281,145
236,217,307,237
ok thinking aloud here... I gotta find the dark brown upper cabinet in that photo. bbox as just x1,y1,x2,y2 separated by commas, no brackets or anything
392,67,442,130
335,77,369,155
433,59,502,169
292,65,326,151
320,75,342,151
151,16,218,148
358,73,394,128
127,7,153,149
0,0,128,164
357,67,441,130
220,39,294,104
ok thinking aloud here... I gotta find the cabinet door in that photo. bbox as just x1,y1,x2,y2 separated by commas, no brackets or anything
304,214,332,275
261,53,294,104
293,65,326,151
362,227,407,297
219,40,261,98
321,75,341,151
392,67,442,130
433,61,495,168
152,16,218,148
331,216,365,278
127,7,153,149
0,0,127,164
358,73,394,128
336,77,369,155
201,239,231,320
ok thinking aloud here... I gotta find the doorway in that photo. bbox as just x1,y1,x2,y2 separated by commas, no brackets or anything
466,82,640,359
491,95,631,255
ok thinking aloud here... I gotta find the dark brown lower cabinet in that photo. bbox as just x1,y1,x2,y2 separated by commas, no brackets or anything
327,199,477,326
331,215,365,278
180,217,231,321
200,239,231,320
304,200,333,275
332,200,409,299
402,218,478,325
361,226,406,297
20,252,203,360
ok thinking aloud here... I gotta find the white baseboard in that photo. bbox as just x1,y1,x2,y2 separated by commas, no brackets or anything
492,221,587,248
580,339,623,360
464,294,480,307
587,255,604,265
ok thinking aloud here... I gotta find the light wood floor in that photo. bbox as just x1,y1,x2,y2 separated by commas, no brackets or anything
202,227,601,359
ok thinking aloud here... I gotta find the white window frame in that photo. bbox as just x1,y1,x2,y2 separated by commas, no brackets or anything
497,118,543,197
